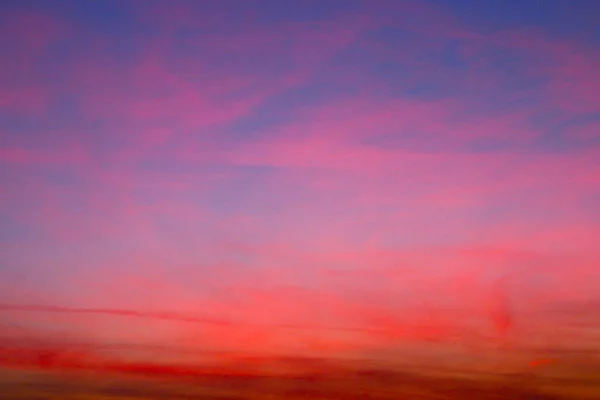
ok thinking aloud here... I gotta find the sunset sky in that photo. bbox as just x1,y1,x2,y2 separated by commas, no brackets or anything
1,0,599,362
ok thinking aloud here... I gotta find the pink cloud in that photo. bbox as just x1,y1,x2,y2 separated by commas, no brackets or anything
1,239,598,356
64,8,368,156
0,11,67,114
0,11,65,50
0,87,49,114
568,121,600,140
1,1,599,364
0,144,89,165
489,29,600,114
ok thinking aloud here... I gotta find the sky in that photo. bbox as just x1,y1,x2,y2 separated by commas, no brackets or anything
0,0,599,363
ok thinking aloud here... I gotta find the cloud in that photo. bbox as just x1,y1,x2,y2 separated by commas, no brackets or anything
0,10,67,115
1,0,599,362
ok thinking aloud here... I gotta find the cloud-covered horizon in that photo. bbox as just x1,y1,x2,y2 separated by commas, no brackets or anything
1,0,599,360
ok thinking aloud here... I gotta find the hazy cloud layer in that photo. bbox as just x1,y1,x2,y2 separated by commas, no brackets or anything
1,0,599,358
